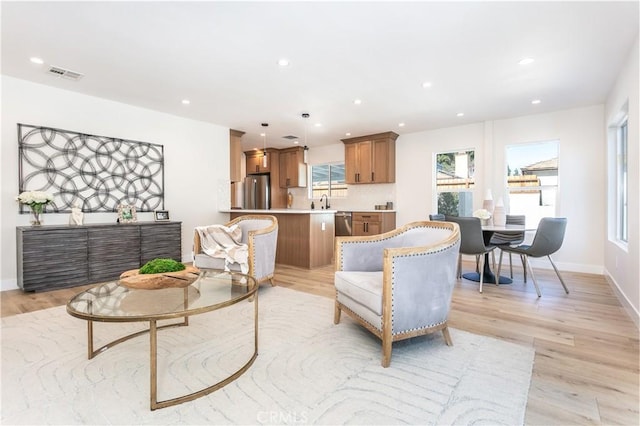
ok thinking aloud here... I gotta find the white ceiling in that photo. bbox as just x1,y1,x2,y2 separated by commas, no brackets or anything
2,1,638,151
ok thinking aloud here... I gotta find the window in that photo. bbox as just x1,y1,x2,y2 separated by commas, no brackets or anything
617,117,628,243
310,163,347,198
505,140,559,226
435,150,475,216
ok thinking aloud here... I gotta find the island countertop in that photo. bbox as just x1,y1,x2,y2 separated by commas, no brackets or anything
222,209,337,214
227,209,335,269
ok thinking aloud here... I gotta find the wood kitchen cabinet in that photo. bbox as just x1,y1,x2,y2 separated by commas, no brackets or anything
245,150,269,174
245,148,277,174
229,129,244,182
279,146,307,188
352,212,396,236
342,131,398,184
230,211,333,268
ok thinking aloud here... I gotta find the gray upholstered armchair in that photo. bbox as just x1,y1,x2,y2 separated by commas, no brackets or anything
334,220,460,367
193,215,278,286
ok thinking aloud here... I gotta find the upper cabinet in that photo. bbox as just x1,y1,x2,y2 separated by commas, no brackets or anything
279,146,307,188
341,131,398,184
230,129,245,182
245,149,271,174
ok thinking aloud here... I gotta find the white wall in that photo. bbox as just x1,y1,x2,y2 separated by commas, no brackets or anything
604,36,639,322
396,105,607,275
1,76,230,290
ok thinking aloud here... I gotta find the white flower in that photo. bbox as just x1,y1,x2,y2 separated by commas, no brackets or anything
16,191,54,206
473,208,492,220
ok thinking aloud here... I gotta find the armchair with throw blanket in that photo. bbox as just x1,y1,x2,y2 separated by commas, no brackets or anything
334,220,460,367
193,215,278,286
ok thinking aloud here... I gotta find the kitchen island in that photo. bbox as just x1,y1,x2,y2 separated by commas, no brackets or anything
226,209,336,269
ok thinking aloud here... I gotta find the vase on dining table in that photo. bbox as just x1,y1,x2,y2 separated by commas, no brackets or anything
482,189,494,225
493,206,506,226
492,197,506,226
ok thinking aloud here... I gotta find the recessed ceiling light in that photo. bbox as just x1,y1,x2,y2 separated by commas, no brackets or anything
354,99,362,105
531,99,541,105
422,81,432,88
345,132,351,136
260,133,266,137
293,140,299,144
314,123,322,127
30,57,44,64
181,99,190,105
277,58,290,67
457,112,465,117
398,122,405,127
518,57,534,65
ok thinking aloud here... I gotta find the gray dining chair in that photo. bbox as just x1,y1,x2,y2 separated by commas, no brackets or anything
429,214,445,221
490,214,526,279
445,215,496,293
496,217,569,297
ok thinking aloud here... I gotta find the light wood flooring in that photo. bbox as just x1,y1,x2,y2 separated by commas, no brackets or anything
2,261,638,425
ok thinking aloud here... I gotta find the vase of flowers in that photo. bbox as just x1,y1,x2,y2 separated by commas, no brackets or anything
473,208,492,226
16,190,54,226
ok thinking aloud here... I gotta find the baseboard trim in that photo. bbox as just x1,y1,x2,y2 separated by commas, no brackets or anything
1,279,19,292
460,255,603,275
603,267,640,329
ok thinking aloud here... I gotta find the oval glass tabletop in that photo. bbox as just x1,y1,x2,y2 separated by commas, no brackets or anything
67,269,257,322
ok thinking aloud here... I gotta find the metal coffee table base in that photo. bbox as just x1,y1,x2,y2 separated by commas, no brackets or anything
85,307,258,410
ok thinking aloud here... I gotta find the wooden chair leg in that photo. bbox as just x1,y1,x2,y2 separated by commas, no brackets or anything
334,301,342,324
382,336,392,368
442,326,453,346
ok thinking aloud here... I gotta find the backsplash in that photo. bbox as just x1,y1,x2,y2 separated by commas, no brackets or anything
289,183,396,211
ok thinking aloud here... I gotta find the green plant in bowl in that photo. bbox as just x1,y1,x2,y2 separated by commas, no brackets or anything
139,258,186,274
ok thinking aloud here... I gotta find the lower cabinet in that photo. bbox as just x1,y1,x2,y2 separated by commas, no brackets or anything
230,212,334,269
352,212,396,236
17,228,89,292
88,226,141,283
16,222,182,292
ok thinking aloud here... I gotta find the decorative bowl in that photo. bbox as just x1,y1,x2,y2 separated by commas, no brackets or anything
119,265,201,290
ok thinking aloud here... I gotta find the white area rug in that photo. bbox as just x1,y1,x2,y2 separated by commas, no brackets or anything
1,286,533,425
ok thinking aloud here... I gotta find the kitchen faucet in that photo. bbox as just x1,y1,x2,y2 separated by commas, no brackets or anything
320,194,330,209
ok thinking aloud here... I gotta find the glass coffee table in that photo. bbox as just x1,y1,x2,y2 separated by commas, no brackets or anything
67,269,258,410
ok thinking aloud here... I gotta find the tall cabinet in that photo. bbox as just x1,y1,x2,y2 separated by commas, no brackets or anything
279,146,307,188
342,131,398,184
229,129,245,183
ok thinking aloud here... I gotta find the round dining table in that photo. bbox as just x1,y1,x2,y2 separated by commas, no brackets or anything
462,223,534,285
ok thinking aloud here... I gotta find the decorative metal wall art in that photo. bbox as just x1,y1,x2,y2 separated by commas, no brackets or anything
18,124,164,214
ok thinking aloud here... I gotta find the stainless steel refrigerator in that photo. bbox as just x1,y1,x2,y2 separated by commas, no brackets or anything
243,175,270,209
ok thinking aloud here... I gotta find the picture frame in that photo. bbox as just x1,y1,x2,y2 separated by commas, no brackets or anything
154,210,170,221
117,204,137,223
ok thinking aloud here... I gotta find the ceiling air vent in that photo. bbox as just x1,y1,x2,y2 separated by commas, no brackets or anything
282,135,298,140
47,66,84,81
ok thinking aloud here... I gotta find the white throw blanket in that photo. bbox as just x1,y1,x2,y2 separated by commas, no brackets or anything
195,224,249,273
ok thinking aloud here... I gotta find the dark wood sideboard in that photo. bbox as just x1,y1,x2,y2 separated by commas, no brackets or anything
16,222,182,292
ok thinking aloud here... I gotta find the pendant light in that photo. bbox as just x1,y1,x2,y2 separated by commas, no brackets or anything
302,113,310,164
261,123,268,168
